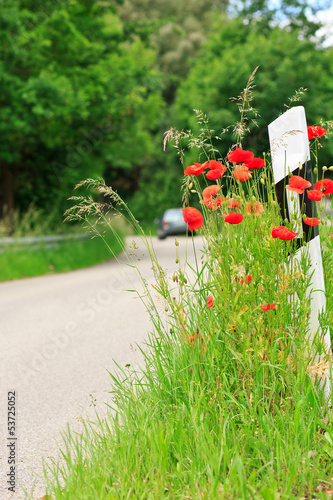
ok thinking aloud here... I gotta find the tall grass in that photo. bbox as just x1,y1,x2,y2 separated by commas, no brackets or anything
40,81,333,499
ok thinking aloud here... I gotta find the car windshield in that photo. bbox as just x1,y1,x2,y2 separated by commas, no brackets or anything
163,209,183,221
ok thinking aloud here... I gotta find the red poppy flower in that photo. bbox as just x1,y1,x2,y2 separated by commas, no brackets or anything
271,226,297,240
228,148,254,164
286,175,312,194
228,198,242,209
307,126,328,140
190,332,203,344
200,197,222,209
260,303,276,311
314,179,333,196
303,216,320,226
232,164,252,182
200,185,223,210
245,201,264,216
202,185,219,199
205,160,227,180
184,162,206,176
307,189,324,201
223,211,244,224
237,275,252,284
245,157,266,169
206,296,214,308
182,207,204,231
330,234,333,239
206,170,222,180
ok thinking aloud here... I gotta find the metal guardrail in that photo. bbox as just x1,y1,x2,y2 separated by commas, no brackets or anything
0,233,90,250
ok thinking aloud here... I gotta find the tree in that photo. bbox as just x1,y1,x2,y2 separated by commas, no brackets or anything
0,0,163,224
117,0,229,103
228,0,331,38
172,18,333,166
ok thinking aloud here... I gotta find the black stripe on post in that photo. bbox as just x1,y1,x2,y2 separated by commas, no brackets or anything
274,160,319,249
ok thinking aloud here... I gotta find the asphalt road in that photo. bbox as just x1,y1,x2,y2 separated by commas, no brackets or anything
0,235,203,499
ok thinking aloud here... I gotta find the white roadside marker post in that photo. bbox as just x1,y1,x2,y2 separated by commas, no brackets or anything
268,106,331,398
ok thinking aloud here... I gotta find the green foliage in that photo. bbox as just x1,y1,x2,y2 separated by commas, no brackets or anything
118,0,229,102
173,19,333,165
128,147,183,222
0,0,163,220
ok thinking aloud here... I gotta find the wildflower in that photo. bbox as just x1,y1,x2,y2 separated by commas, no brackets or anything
228,148,254,164
303,216,320,226
200,197,224,210
329,234,333,239
307,189,324,201
223,211,244,224
232,164,252,182
190,332,204,344
206,160,227,180
202,185,219,199
286,175,311,194
182,207,204,231
184,162,206,176
307,126,328,140
206,296,214,308
237,275,252,284
227,324,237,333
314,178,333,196
271,226,297,240
200,185,224,210
260,304,276,311
245,157,266,169
245,201,264,216
228,198,242,209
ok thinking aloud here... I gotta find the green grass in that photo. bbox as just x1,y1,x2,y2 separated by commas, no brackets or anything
39,193,333,500
0,233,124,281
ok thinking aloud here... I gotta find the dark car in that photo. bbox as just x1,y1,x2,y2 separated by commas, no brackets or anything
155,208,193,240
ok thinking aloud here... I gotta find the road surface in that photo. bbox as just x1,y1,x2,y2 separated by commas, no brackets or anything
0,235,203,499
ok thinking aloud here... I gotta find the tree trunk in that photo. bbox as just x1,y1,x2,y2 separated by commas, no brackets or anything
0,162,15,232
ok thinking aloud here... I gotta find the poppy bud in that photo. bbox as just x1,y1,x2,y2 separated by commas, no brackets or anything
188,182,193,189
191,190,196,193
175,238,179,247
313,167,318,175
323,166,328,171
175,258,179,264
299,162,303,170
329,166,333,171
